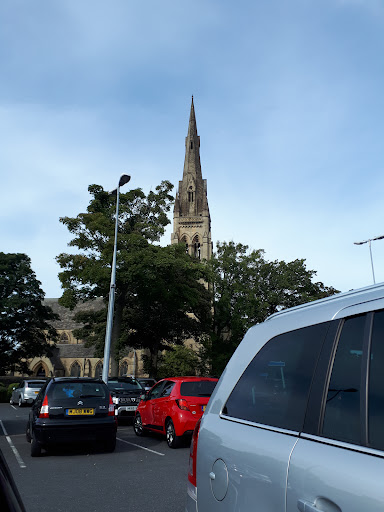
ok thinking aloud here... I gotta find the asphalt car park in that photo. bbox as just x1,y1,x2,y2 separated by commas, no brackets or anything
0,403,189,512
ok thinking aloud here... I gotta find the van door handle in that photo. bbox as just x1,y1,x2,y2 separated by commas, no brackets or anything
298,500,318,512
298,498,341,512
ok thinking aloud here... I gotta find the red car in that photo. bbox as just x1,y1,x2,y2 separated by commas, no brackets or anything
133,377,218,448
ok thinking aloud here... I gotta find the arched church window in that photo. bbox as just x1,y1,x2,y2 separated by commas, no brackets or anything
190,141,193,149
94,362,103,379
119,361,128,377
70,362,81,377
193,236,201,259
35,365,46,377
188,187,194,203
60,332,69,343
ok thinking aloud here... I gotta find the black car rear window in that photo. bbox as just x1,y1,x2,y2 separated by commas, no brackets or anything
51,382,107,399
108,380,142,392
27,382,45,389
180,380,217,397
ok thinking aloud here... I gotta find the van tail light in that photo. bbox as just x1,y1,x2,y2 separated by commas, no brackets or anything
39,395,49,418
188,417,201,491
176,399,190,411
108,394,115,417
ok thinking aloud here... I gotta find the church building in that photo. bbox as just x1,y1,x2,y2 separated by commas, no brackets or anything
19,98,212,379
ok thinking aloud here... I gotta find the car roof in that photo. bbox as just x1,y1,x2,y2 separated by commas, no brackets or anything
49,377,104,383
160,376,218,382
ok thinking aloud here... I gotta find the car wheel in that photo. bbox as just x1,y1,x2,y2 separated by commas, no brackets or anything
133,413,146,437
26,423,32,443
18,396,23,408
104,436,116,453
30,432,41,457
166,419,181,448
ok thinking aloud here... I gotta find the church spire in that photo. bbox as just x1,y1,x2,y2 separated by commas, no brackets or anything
183,96,202,181
172,98,212,261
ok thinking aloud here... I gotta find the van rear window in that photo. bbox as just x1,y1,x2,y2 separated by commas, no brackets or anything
180,380,217,397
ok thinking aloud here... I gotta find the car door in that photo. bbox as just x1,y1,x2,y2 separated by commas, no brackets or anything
287,311,384,512
152,380,175,429
139,381,165,429
196,322,331,512
15,382,24,402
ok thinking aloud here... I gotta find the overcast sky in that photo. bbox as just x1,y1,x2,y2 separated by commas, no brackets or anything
1,0,384,298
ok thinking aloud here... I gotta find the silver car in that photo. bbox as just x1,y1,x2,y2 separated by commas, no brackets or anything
186,283,384,512
10,380,46,407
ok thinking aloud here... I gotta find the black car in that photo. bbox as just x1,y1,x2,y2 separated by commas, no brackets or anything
26,377,117,457
107,377,144,422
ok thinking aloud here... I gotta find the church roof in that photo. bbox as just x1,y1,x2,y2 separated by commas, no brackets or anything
44,298,104,330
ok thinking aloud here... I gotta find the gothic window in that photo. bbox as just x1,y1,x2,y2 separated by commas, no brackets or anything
60,332,69,343
190,141,193,149
193,236,201,259
35,365,46,377
94,362,103,378
188,187,194,203
119,361,128,377
70,361,81,377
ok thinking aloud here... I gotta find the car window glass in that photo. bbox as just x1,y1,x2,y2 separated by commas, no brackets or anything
180,380,217,397
322,314,365,445
107,379,142,392
147,382,164,399
223,322,329,432
368,310,384,451
161,381,175,397
51,382,107,399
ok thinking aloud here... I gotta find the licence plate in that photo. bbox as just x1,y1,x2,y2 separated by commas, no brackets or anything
201,405,206,412
66,408,94,416
34,391,39,394
122,406,137,411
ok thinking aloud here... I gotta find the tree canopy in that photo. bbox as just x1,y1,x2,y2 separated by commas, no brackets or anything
57,181,211,376
0,253,57,375
205,241,339,375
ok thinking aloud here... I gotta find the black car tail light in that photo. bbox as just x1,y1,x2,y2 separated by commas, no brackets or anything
39,395,49,418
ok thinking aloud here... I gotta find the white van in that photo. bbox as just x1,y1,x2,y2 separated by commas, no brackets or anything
186,283,384,512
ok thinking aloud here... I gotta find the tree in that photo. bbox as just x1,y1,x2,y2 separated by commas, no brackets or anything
0,253,58,375
156,345,200,379
205,241,339,375
57,182,211,377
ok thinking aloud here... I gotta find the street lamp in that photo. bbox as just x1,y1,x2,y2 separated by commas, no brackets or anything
354,235,384,285
102,174,131,384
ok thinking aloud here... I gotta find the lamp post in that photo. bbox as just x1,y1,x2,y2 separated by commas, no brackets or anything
102,174,131,384
354,235,384,285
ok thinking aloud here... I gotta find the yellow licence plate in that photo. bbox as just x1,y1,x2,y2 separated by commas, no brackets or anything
66,408,94,416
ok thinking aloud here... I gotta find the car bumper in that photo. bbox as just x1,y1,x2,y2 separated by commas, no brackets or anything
34,419,116,445
185,481,198,511
115,405,138,417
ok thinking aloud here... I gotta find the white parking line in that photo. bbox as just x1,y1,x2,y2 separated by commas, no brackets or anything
0,420,26,468
10,405,17,410
117,437,165,456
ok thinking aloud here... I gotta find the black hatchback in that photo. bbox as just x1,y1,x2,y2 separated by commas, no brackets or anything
26,377,117,457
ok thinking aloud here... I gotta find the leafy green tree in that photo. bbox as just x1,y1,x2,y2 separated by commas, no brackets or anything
57,182,211,377
0,253,57,375
205,241,339,375
156,344,200,379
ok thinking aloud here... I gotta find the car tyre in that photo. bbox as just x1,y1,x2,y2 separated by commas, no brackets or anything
18,396,23,408
26,423,32,443
133,413,147,437
166,419,181,448
30,432,41,457
104,436,116,453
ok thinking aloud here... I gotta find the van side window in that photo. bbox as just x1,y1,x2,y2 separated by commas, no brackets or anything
223,322,329,432
322,314,365,445
369,310,384,450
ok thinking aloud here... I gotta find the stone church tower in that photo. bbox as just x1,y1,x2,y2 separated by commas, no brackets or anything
172,97,212,260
